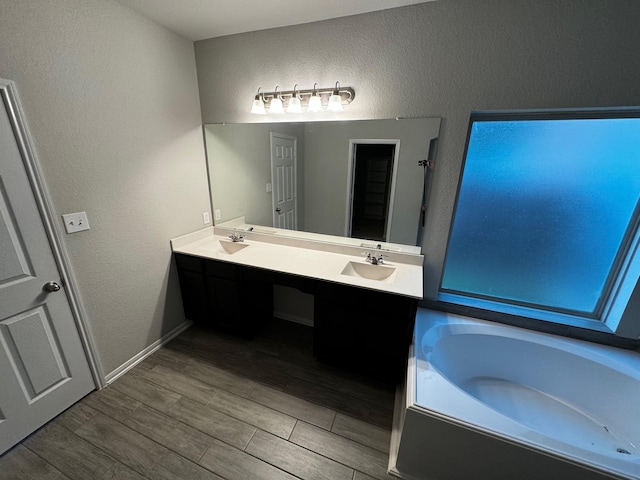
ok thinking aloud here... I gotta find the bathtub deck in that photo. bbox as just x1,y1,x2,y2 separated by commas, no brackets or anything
389,308,640,480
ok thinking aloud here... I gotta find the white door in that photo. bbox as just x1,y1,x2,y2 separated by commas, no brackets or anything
0,83,95,454
270,133,297,230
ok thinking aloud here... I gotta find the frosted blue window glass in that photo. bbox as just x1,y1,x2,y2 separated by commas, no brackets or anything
441,116,640,316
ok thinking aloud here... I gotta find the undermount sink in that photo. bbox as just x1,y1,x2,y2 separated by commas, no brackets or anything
341,261,396,282
219,240,249,254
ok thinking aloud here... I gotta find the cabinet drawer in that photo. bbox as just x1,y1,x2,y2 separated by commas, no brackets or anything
176,269,208,323
174,253,203,273
205,259,239,280
243,267,313,293
315,280,414,314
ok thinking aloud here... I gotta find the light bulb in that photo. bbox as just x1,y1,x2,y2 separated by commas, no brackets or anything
327,92,343,112
308,94,323,112
251,97,266,114
327,82,343,112
270,97,284,114
250,88,266,114
327,82,342,112
287,96,302,113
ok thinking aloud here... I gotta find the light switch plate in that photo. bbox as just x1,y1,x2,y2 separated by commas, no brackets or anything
62,212,90,234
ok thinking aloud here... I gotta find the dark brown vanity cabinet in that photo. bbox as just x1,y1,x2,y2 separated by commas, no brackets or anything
174,252,417,379
173,253,209,323
313,281,417,380
174,253,272,336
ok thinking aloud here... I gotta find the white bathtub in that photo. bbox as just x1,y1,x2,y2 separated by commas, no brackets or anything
389,309,640,480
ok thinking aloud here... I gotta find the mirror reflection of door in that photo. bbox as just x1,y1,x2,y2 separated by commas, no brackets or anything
270,133,297,230
348,141,399,242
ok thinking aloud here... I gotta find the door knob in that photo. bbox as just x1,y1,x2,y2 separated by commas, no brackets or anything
275,208,282,213
43,281,61,293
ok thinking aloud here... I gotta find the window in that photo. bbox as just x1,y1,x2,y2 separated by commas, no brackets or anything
439,110,640,339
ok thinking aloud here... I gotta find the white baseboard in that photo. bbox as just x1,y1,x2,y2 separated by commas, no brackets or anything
274,311,314,327
104,319,192,385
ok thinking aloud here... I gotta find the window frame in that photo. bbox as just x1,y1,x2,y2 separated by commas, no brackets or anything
436,108,640,343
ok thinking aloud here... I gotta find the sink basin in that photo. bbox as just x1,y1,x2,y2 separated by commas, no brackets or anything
341,261,396,282
219,240,249,254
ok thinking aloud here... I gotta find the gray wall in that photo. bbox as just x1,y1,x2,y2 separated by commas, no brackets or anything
195,0,640,300
0,0,210,376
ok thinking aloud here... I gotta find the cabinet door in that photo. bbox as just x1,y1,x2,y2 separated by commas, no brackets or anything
174,257,277,336
175,254,209,323
358,293,416,353
206,276,242,331
177,269,208,323
239,269,274,330
313,280,417,380
204,260,272,336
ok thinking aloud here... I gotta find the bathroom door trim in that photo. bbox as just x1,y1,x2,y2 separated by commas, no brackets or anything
1,78,105,388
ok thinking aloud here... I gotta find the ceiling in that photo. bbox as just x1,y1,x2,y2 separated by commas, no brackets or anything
115,0,435,41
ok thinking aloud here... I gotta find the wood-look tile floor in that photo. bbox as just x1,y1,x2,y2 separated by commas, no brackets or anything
0,319,398,480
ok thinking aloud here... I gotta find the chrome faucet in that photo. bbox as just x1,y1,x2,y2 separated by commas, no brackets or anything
364,252,387,265
228,233,245,243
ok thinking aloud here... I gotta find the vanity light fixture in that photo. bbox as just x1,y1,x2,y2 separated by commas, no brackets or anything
250,87,266,115
269,86,285,114
287,84,303,113
250,82,355,114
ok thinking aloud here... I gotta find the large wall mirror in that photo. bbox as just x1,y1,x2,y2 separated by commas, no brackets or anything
204,118,441,248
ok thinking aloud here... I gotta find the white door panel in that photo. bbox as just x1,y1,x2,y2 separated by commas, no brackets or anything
0,82,94,454
271,133,297,230
1,307,70,399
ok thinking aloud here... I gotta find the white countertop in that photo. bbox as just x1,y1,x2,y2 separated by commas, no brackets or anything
171,228,424,299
